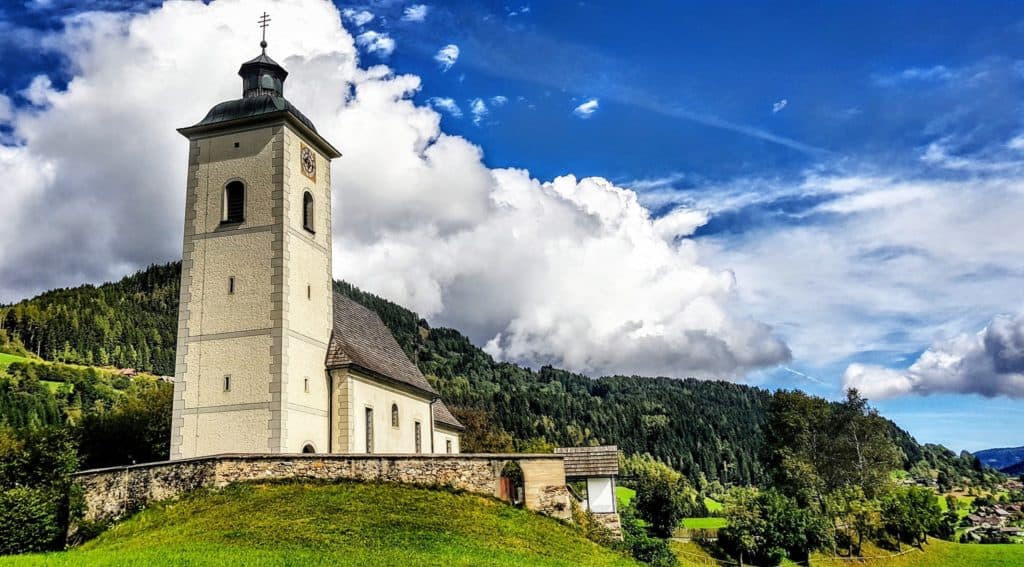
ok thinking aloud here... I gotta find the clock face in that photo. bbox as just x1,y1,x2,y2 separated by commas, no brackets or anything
300,145,316,181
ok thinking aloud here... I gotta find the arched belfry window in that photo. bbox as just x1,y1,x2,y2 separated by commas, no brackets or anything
391,403,399,428
302,191,315,233
223,181,245,223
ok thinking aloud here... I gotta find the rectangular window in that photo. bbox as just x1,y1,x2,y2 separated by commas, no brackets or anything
228,276,235,294
223,375,231,392
304,377,309,393
365,408,374,454
307,284,311,300
414,421,422,454
446,440,452,454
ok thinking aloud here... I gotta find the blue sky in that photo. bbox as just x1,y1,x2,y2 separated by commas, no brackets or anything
2,1,1024,452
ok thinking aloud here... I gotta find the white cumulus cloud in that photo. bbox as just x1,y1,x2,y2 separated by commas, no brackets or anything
469,97,487,125
402,4,428,22
573,98,599,119
355,30,395,57
428,96,462,117
489,95,508,107
342,8,375,27
0,0,789,380
772,99,788,113
842,313,1024,399
434,43,459,72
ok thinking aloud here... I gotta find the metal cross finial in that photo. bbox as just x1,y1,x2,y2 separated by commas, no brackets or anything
258,12,271,51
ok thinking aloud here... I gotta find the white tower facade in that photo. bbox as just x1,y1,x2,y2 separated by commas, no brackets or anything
170,46,341,459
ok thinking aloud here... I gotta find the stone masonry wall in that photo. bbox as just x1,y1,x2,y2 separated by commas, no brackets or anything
74,453,570,526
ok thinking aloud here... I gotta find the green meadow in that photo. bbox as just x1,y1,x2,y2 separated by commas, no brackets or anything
0,482,635,567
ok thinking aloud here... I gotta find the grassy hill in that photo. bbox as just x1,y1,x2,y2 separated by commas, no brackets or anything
0,482,634,567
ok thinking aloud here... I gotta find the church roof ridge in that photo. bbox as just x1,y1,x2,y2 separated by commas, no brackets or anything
189,95,316,132
241,52,283,68
433,400,464,430
326,293,439,397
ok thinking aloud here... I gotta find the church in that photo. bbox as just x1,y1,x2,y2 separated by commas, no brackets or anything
169,37,462,459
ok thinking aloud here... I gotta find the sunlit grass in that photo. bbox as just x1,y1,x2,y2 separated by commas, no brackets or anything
0,481,636,567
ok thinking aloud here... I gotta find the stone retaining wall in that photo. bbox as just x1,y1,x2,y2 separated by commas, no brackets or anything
592,512,623,539
74,453,570,525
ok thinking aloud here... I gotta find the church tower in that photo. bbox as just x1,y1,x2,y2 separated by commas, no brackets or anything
170,34,341,459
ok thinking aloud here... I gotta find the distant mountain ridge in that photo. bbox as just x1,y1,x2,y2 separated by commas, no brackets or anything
974,445,1024,472
0,262,1002,488
1003,461,1024,476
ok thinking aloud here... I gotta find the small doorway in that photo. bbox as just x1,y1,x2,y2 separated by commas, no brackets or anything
499,461,524,507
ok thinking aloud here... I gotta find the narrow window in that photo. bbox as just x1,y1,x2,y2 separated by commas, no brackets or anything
302,443,315,453
233,141,240,148
391,403,399,428
223,375,231,392
365,407,374,454
223,181,245,223
414,421,422,454
303,191,315,233
446,440,452,454
304,377,310,393
307,284,311,300
228,276,235,294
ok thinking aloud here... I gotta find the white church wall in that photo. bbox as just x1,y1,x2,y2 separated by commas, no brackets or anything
283,128,333,252
181,334,273,407
432,428,461,454
349,372,433,454
197,127,277,233
182,408,272,456
283,336,330,453
279,127,334,454
189,233,275,336
173,125,283,459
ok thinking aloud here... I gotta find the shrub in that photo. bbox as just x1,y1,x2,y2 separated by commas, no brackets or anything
620,505,678,567
0,487,63,555
570,499,617,547
625,454,698,537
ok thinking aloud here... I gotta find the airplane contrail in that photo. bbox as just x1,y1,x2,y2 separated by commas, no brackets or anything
781,366,832,386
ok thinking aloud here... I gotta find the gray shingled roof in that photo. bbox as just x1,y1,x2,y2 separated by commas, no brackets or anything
326,293,438,397
192,95,318,133
555,446,619,478
432,400,464,430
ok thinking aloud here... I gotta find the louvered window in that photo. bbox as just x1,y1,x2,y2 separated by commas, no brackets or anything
223,181,245,223
303,191,315,233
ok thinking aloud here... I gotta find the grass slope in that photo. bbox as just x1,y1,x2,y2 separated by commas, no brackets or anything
1,482,635,567
0,352,29,372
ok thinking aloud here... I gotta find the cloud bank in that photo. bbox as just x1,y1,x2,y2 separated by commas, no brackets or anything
0,0,789,380
843,314,1024,399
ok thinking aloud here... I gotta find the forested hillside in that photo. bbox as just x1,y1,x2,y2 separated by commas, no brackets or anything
0,263,1000,487
0,264,179,375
